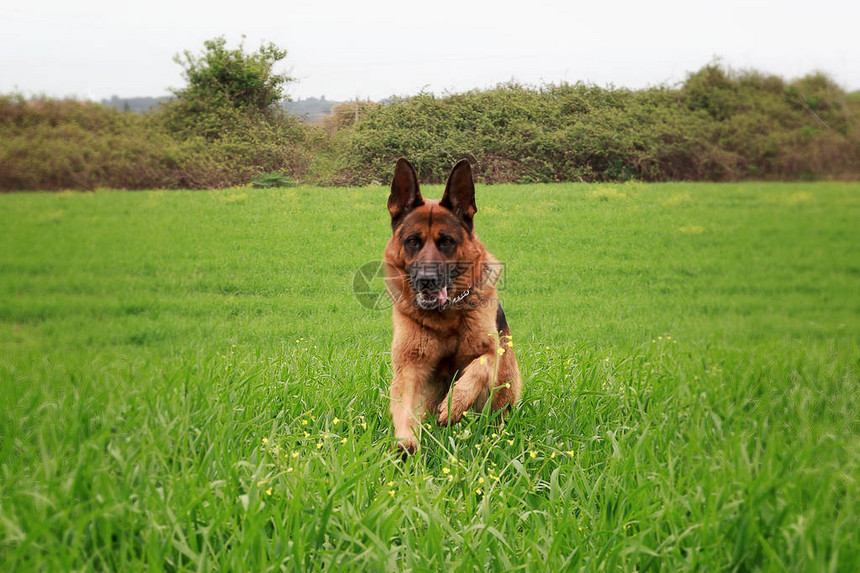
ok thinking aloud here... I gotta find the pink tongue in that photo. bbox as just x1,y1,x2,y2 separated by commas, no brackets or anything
436,286,448,304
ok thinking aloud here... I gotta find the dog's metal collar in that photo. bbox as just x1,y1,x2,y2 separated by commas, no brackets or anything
438,286,471,310
438,262,496,310
450,288,471,305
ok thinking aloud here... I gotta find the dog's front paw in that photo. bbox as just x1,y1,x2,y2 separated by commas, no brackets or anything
437,401,464,426
392,437,418,460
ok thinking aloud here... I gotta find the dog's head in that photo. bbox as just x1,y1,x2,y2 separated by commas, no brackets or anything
386,158,483,310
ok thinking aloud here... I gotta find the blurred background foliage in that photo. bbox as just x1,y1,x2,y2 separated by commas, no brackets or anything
1,37,858,191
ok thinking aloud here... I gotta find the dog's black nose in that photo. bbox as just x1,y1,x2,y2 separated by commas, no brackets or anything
415,277,442,292
411,265,444,292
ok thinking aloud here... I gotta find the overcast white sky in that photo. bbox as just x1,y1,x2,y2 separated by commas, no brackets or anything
1,0,858,102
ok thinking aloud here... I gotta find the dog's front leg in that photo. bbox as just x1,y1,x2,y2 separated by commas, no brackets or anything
437,352,496,426
390,364,430,456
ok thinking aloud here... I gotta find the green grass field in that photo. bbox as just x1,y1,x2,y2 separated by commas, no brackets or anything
1,182,858,571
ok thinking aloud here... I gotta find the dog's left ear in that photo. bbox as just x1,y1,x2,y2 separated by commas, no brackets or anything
388,158,424,231
440,159,477,234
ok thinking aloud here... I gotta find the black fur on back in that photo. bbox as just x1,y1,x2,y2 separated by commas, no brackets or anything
496,303,510,334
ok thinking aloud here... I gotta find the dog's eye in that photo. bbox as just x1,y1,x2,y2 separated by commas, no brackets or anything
405,236,422,249
438,236,456,249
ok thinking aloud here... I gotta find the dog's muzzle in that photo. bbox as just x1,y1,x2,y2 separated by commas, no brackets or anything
410,265,450,309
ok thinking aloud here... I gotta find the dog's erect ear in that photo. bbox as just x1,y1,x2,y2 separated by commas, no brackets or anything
440,159,477,233
388,158,424,230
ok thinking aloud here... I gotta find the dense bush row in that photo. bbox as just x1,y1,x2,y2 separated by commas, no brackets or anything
0,37,321,191
334,66,860,184
0,96,317,190
1,63,858,191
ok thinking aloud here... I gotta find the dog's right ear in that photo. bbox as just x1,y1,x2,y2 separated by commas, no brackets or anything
387,158,424,231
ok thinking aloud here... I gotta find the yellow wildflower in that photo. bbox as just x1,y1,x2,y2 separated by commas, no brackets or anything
442,467,451,475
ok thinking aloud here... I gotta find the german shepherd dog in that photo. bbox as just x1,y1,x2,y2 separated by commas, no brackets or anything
384,158,521,455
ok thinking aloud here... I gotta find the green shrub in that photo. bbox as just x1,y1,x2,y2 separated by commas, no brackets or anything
160,36,293,141
331,67,860,185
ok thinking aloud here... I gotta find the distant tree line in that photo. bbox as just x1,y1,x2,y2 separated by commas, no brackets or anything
101,94,341,122
1,37,858,191
101,95,174,113
282,97,342,124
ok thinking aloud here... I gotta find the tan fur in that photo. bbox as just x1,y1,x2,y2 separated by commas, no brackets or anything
384,159,521,456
